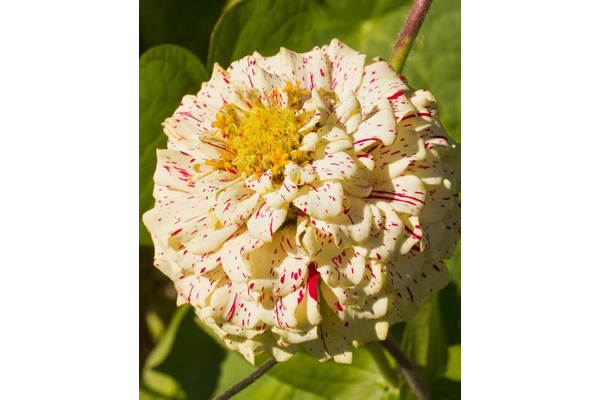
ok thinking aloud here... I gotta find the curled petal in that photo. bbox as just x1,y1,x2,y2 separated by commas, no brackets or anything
323,38,366,98
368,175,426,216
248,226,309,297
352,104,397,152
292,180,344,220
220,229,264,283
263,177,301,209
245,170,273,194
355,202,403,262
312,152,358,181
213,181,261,226
247,201,288,242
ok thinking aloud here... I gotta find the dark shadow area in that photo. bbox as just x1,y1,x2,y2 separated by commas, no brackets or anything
153,307,227,399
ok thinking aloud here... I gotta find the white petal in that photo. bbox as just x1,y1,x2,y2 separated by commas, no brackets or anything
248,226,309,297
323,38,366,97
326,93,362,134
143,195,213,250
154,149,210,194
312,152,358,181
397,214,424,255
317,247,366,288
197,64,246,109
247,200,288,242
311,195,372,248
213,181,261,226
283,163,317,186
342,177,373,198
262,177,300,209
194,170,239,201
228,55,286,99
322,259,386,307
369,175,426,216
245,170,273,194
262,261,322,330
355,152,375,171
301,225,345,260
292,180,344,220
172,214,241,254
220,229,265,283
418,179,454,224
352,105,397,152
356,59,408,101
369,130,426,182
421,206,460,259
254,46,331,91
175,267,226,308
168,94,220,136
355,202,403,262
200,279,263,335
172,248,222,276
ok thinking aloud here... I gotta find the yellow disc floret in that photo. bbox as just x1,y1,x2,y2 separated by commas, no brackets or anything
206,81,314,180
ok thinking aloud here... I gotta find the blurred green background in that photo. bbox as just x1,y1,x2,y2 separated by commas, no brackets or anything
140,0,460,398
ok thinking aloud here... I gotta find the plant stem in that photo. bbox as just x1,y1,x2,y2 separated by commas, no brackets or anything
211,358,277,400
365,342,399,389
389,0,433,74
381,339,430,400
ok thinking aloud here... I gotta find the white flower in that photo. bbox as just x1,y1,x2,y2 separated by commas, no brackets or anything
143,39,460,364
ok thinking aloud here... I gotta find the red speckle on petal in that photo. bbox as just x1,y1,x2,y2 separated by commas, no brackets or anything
307,262,319,301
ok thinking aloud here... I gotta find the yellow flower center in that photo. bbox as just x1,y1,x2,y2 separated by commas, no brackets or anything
206,81,313,179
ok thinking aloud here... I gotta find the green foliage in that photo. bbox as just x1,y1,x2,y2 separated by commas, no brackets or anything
403,0,461,140
139,45,209,245
209,0,318,69
313,0,413,62
140,306,226,399
397,286,461,399
139,0,461,398
141,298,460,399
139,0,225,62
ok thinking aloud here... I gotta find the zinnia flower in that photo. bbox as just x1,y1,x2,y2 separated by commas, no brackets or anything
143,39,460,364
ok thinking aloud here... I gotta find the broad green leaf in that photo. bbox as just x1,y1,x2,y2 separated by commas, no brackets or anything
139,0,226,62
403,0,461,141
140,305,226,399
211,352,326,400
212,347,398,400
313,0,412,61
397,285,461,399
208,0,318,68
446,241,461,287
139,45,209,245
439,282,461,347
445,345,461,381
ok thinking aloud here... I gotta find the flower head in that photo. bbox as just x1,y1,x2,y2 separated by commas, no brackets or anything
143,39,460,364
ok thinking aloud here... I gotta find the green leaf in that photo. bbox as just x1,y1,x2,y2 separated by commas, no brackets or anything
313,0,412,61
139,0,226,62
212,347,398,400
444,345,461,381
140,305,227,399
446,240,461,286
139,45,209,245
403,0,461,141
396,284,461,399
208,0,318,68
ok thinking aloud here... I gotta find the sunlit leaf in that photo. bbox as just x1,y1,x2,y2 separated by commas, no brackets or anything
208,0,318,68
